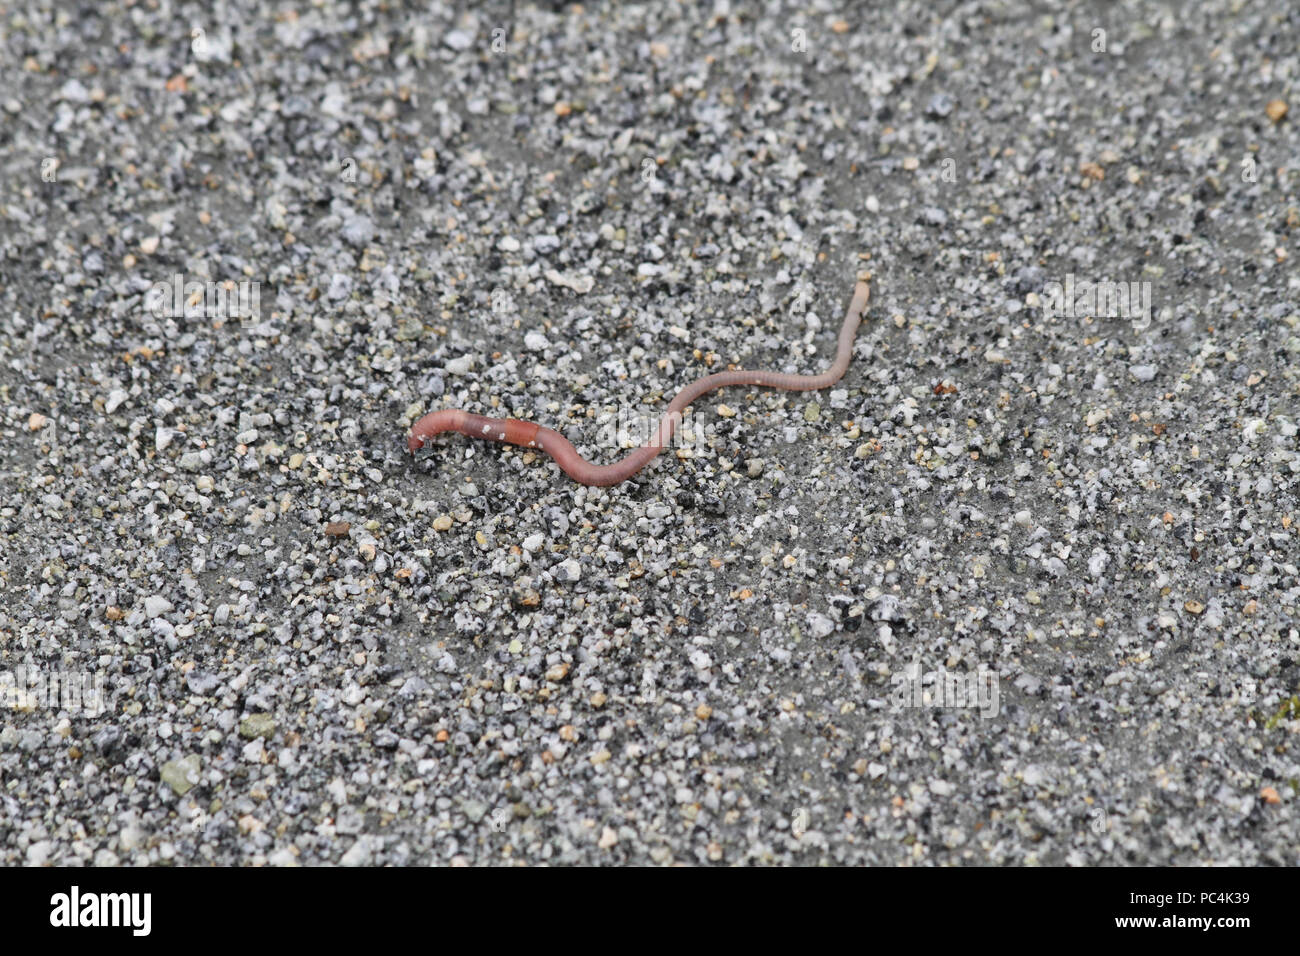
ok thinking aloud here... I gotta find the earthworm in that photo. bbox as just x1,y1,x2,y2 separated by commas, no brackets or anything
409,277,871,487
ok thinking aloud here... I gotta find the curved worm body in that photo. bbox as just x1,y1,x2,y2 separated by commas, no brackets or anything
409,278,870,486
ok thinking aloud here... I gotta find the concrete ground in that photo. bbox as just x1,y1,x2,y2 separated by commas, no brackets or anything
0,0,1297,865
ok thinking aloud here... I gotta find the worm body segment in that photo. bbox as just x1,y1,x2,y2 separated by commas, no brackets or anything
409,279,871,486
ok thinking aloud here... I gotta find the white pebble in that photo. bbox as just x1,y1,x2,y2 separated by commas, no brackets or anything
144,595,173,618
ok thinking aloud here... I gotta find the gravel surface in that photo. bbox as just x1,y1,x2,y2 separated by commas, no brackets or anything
1,0,1298,866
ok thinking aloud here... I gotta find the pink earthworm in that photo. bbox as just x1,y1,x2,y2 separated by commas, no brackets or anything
408,277,871,487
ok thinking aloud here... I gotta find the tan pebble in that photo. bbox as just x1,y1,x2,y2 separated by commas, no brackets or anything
1266,99,1288,123
1080,161,1105,181
432,513,453,531
27,412,46,431
546,662,570,682
325,521,350,537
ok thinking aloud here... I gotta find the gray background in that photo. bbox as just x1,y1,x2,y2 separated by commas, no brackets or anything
1,0,1297,865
